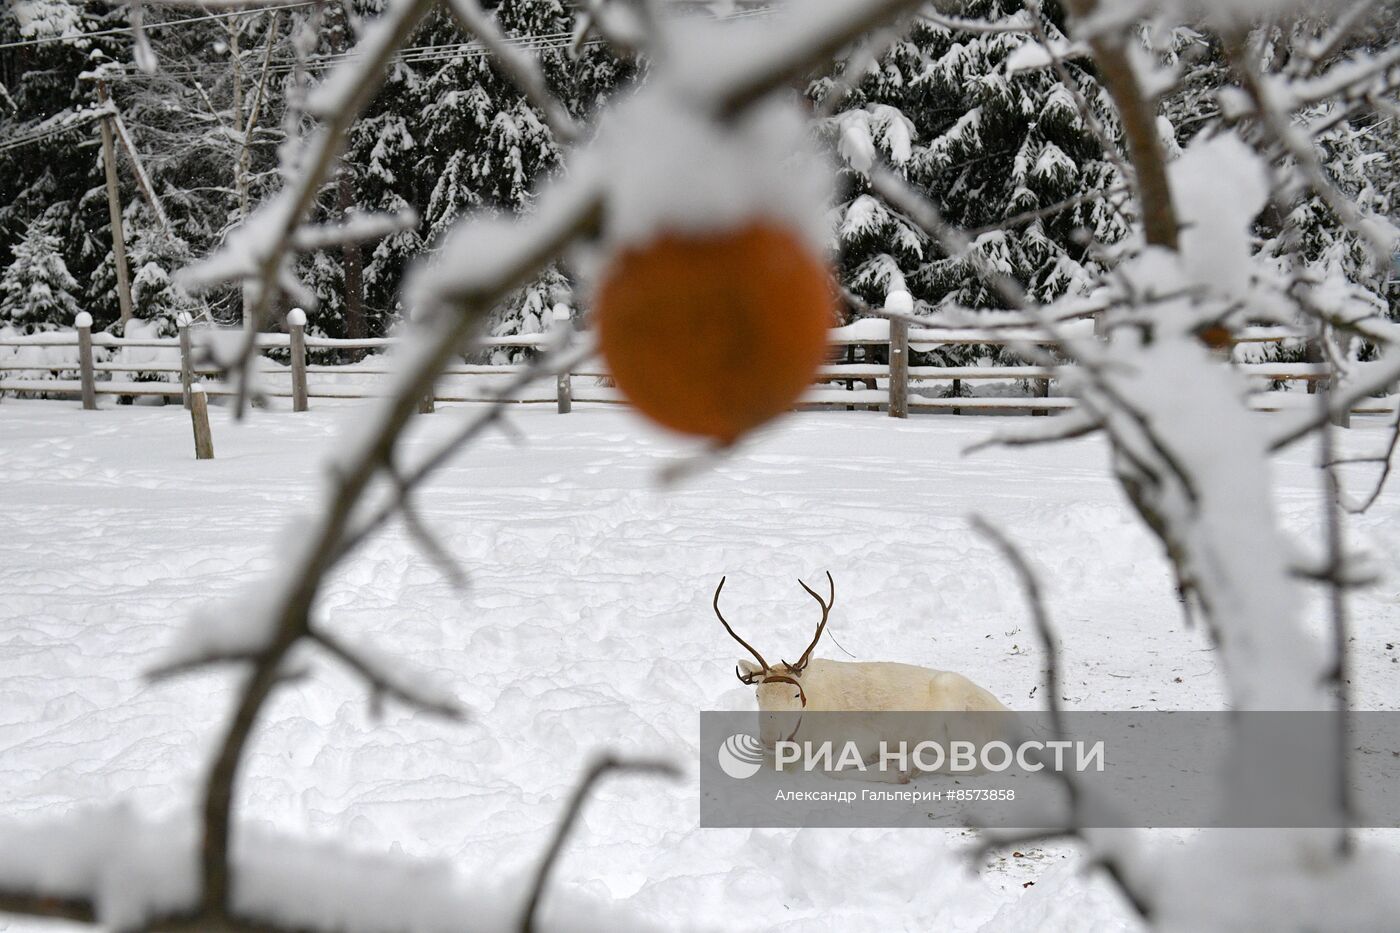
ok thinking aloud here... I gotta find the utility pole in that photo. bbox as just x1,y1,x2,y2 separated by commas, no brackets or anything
95,81,134,328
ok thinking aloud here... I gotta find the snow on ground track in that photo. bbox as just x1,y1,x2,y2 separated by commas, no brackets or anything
1,399,1397,931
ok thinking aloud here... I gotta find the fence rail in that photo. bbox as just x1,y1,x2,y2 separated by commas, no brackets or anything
0,312,1392,420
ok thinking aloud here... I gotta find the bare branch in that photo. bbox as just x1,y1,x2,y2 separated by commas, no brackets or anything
1332,403,1400,514
969,517,1067,761
310,626,466,720
1064,0,1179,249
386,461,470,591
1303,0,1382,76
519,755,681,933
1023,1,1134,189
0,889,97,925
713,0,938,120
146,650,262,682
963,412,1103,454
968,516,1153,920
192,187,601,918
1270,357,1400,449
1317,381,1354,857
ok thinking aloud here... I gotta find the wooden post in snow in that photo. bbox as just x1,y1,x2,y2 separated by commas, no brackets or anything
190,385,215,460
178,313,193,410
75,312,97,410
288,307,309,412
95,82,134,328
884,290,912,419
1032,373,1050,417
553,303,573,414
1307,334,1349,427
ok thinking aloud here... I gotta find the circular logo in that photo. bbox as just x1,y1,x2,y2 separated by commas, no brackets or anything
717,733,765,780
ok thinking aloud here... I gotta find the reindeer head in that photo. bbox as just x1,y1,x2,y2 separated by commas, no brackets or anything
713,572,834,745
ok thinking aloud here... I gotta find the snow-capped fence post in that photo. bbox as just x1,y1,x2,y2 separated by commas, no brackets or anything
885,291,911,419
189,384,214,460
552,303,573,414
288,308,309,413
178,313,193,410
74,312,96,411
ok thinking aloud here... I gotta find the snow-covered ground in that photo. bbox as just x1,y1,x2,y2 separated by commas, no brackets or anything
1,398,1397,931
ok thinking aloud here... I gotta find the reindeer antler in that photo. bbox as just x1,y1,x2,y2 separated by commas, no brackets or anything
713,577,769,679
791,571,834,673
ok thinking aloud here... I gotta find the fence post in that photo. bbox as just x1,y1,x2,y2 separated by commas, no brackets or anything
1032,372,1050,417
1307,335,1349,427
885,290,911,419
552,303,573,414
75,312,96,410
178,313,193,410
419,387,435,414
1329,374,1350,429
190,384,214,459
288,307,308,413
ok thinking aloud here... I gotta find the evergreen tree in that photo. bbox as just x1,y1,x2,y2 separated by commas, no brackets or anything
0,211,82,328
328,0,629,343
0,1,129,327
1158,17,1400,356
814,0,1129,363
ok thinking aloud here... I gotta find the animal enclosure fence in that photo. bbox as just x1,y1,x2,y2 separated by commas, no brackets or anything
0,310,1394,419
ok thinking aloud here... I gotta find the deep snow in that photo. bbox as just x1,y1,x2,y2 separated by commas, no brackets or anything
1,398,1397,931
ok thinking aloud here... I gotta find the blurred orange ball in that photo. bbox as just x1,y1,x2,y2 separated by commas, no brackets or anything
594,221,836,445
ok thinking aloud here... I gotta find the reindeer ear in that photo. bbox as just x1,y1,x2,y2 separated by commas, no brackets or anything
737,659,763,679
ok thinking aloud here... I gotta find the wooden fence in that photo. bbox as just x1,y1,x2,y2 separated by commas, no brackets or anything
0,312,1393,419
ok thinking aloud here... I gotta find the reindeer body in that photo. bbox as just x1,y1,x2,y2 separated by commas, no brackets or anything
775,658,1007,714
716,574,1011,783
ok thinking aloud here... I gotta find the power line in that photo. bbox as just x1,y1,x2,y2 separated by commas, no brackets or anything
0,2,316,52
95,5,774,82
112,33,586,81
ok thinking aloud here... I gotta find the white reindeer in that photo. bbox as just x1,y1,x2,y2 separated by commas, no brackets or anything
715,573,1010,783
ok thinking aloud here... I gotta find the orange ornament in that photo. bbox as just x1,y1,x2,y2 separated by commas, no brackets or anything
594,221,836,445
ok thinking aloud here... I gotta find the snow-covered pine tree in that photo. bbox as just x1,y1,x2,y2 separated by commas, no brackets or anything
323,0,628,346
1157,12,1400,369
0,211,82,329
814,0,1129,364
0,1,130,328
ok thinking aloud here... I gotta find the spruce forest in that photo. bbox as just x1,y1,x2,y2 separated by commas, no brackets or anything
7,0,1395,350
